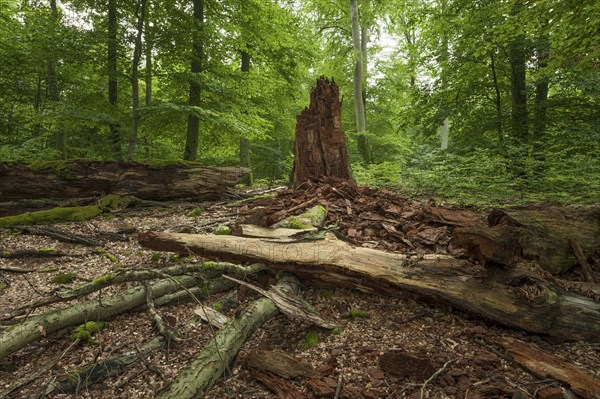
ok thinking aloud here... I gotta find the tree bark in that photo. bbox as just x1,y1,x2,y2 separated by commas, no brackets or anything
0,161,249,201
490,49,503,138
509,0,529,141
128,0,147,161
158,274,300,399
240,50,253,186
0,275,229,360
47,0,66,159
350,0,371,164
107,0,121,160
290,77,352,188
183,0,204,161
138,231,600,343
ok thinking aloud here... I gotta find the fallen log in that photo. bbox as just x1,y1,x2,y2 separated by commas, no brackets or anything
493,336,600,399
0,161,248,201
158,274,300,399
0,275,232,360
138,231,600,342
452,206,600,275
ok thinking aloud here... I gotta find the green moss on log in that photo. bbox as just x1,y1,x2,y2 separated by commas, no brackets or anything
0,206,102,227
25,160,76,180
50,272,78,285
71,321,106,344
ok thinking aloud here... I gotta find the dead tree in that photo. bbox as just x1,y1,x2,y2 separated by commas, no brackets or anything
290,77,353,188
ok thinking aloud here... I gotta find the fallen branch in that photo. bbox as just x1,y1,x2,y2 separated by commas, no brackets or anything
144,282,182,343
0,249,74,259
20,225,103,247
158,274,300,399
420,359,456,399
569,239,598,284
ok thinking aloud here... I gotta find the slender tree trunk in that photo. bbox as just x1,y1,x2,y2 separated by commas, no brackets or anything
490,50,503,138
533,33,549,140
240,50,253,186
144,9,152,107
47,0,65,159
350,0,371,164
438,4,450,150
128,0,147,161
183,0,203,161
508,0,528,141
107,0,121,160
34,74,43,138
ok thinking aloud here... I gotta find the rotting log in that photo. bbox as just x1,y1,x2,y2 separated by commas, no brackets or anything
0,161,248,201
493,336,600,399
452,206,600,275
138,231,600,343
0,275,231,360
290,77,353,188
157,274,300,399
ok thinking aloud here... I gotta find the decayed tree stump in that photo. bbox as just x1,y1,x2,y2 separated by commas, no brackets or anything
0,161,248,202
290,77,352,188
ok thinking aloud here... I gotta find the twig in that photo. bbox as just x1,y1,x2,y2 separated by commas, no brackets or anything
143,282,182,343
334,374,343,399
420,359,456,399
0,338,79,398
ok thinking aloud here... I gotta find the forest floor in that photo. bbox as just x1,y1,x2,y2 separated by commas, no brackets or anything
1,185,599,399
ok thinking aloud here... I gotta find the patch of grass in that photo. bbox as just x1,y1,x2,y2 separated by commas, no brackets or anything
50,272,78,285
303,331,319,349
319,289,335,299
94,249,119,264
343,309,370,319
151,253,162,262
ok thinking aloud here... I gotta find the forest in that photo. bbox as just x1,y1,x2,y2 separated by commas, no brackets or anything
1,1,600,399
0,0,598,205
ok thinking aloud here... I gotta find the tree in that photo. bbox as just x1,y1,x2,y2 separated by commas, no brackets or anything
107,0,121,160
183,0,204,161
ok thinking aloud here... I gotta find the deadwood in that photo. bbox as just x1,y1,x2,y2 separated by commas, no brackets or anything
0,161,248,201
158,274,300,399
138,231,600,343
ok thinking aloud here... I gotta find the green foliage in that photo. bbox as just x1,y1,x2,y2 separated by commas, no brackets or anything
50,272,78,285
213,226,230,235
186,207,205,217
71,321,106,345
0,206,103,227
303,331,319,349
344,309,370,319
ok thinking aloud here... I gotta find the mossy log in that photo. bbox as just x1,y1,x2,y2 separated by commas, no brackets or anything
451,206,600,275
0,275,232,360
0,161,248,201
138,231,600,343
158,274,299,399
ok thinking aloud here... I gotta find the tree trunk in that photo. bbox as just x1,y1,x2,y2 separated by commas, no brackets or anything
509,0,529,141
350,0,371,164
0,161,249,201
533,32,549,140
183,0,203,161
158,274,300,399
490,49,503,138
144,6,153,107
128,0,147,161
47,0,65,159
0,275,227,360
290,77,352,188
240,50,253,186
107,0,121,160
138,231,600,343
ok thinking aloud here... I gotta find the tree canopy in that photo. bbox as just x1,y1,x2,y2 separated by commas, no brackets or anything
1,0,598,205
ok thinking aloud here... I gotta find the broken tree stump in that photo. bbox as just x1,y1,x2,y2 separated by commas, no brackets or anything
138,231,600,342
0,161,248,202
290,77,353,188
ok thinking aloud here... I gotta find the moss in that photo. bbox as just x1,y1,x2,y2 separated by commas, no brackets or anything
71,321,106,344
91,274,112,286
303,331,319,349
2,251,11,257
38,267,59,273
0,205,103,227
214,225,230,235
98,194,130,212
186,207,205,217
68,371,81,384
138,159,202,168
202,261,217,268
50,272,78,285
330,327,343,335
94,249,118,264
0,281,8,290
212,303,222,312
288,217,311,229
151,253,162,262
344,309,370,319
26,160,76,180
39,247,58,253
319,289,335,299
302,205,327,226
